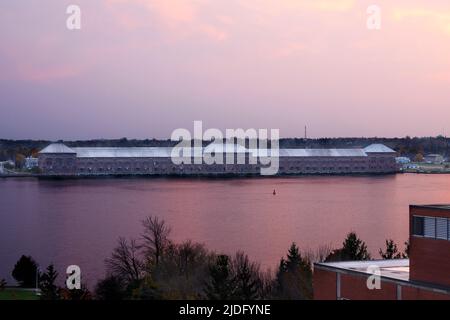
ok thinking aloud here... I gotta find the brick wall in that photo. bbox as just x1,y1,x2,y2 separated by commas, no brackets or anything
340,274,397,300
313,267,450,300
410,206,450,287
313,268,337,300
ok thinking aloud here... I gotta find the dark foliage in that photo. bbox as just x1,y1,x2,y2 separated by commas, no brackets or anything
379,239,403,259
59,285,92,300
141,216,171,267
326,232,371,262
275,243,313,300
204,255,234,300
231,252,262,300
12,255,39,288
95,275,127,300
105,237,143,284
39,264,60,300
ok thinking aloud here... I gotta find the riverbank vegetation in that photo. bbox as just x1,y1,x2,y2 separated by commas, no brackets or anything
2,136,450,163
1,217,409,300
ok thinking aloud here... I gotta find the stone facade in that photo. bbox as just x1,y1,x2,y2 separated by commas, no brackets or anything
38,143,398,176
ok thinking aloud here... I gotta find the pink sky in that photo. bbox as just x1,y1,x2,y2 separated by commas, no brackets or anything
1,0,449,139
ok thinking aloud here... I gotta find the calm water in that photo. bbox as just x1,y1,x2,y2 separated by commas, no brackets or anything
1,174,450,287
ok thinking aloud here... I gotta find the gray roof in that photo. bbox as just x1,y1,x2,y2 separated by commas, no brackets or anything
73,147,173,158
279,149,367,157
316,259,410,282
38,142,394,158
204,142,248,154
363,144,396,153
39,143,76,154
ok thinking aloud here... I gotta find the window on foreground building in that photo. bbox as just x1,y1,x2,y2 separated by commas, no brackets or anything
413,215,450,240
436,217,448,240
412,216,424,236
424,217,436,238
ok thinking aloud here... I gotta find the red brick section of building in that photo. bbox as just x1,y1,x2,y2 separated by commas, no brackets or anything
409,205,450,287
313,205,450,300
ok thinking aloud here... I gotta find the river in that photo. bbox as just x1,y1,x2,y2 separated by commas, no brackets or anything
1,174,450,287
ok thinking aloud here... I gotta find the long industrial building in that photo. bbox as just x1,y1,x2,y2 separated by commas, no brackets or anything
37,142,397,176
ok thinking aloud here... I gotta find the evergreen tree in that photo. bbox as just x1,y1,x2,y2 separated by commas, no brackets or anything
403,240,410,258
275,258,287,285
275,243,313,300
379,239,402,259
204,255,234,300
12,255,39,288
341,232,371,260
0,278,6,290
325,232,371,262
231,252,260,300
285,243,301,271
39,264,60,300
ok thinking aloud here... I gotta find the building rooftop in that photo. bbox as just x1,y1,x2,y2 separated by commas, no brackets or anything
204,142,248,154
316,259,410,282
316,258,450,294
363,144,396,153
410,204,450,210
72,147,174,158
39,143,76,154
38,142,396,158
280,149,367,157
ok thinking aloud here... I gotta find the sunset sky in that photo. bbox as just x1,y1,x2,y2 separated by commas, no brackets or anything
1,0,450,139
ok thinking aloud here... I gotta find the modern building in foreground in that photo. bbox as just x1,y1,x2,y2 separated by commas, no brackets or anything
37,142,397,176
314,205,450,300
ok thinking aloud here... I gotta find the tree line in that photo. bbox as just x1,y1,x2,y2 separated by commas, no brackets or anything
2,135,450,163
1,217,409,300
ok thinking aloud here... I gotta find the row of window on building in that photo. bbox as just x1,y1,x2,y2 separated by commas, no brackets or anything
412,215,450,240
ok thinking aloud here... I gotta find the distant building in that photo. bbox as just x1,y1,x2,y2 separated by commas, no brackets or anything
25,156,39,169
424,154,444,164
37,142,397,176
396,157,411,164
0,160,14,173
314,205,450,300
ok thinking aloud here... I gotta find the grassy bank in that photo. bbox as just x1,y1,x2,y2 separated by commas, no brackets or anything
0,288,39,300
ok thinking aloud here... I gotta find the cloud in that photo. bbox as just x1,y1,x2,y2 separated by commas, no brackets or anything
102,0,356,42
144,0,196,26
104,0,229,41
17,64,81,83
393,8,450,35
304,0,356,12
275,42,306,57
239,0,355,16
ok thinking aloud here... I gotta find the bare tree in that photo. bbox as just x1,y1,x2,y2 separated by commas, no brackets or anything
152,241,212,299
141,216,171,266
106,237,142,283
303,244,334,264
176,240,210,280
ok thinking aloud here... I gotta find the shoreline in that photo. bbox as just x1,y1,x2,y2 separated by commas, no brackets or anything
1,172,400,180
